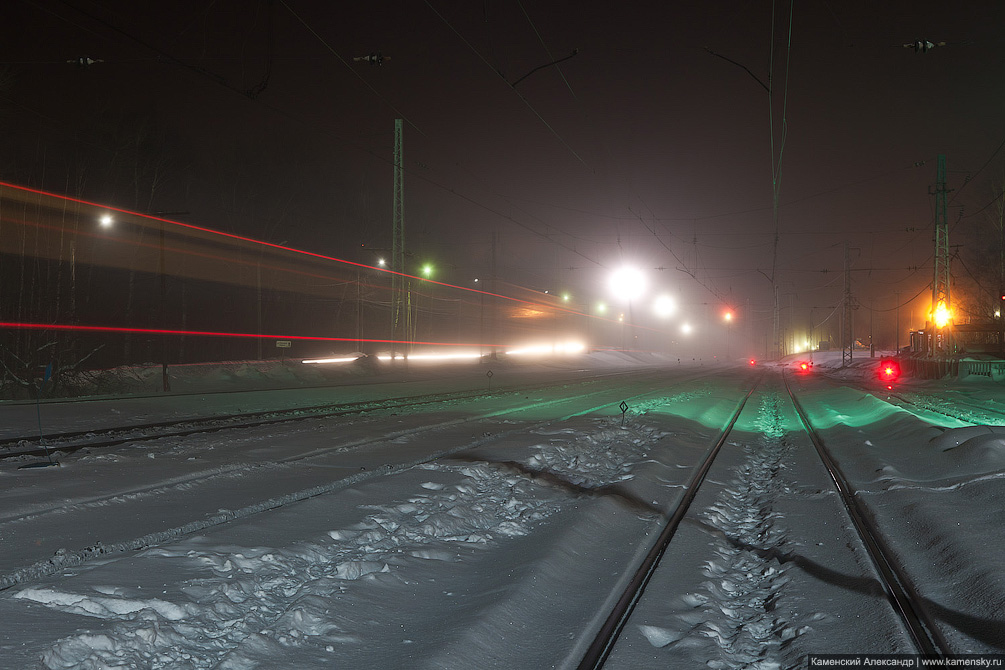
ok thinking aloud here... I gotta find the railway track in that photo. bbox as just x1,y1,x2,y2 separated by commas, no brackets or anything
0,368,720,591
783,372,950,656
576,367,953,668
4,365,988,667
817,363,1005,428
888,388,1005,426
576,372,762,668
0,369,656,464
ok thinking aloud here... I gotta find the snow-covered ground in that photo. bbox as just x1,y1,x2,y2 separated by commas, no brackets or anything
1,352,1003,668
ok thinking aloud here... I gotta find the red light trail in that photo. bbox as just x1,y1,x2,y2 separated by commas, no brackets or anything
1,181,549,308
0,180,675,335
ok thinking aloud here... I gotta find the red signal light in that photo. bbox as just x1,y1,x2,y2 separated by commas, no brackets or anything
800,362,809,371
879,358,901,383
749,358,756,366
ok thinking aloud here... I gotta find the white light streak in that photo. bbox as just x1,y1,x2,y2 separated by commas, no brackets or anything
376,352,481,361
505,341,585,356
302,356,362,364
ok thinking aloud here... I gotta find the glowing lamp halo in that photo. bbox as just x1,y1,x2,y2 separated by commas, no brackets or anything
653,294,676,319
608,266,647,302
933,301,952,329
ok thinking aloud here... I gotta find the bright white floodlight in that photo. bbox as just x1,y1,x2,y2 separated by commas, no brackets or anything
681,322,693,335
609,266,646,301
99,214,113,228
653,295,676,318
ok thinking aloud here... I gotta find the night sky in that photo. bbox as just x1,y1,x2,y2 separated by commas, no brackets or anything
3,0,1005,354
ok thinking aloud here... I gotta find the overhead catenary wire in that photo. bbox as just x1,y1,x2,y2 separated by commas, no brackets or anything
277,0,425,137
514,0,579,96
21,1,941,331
253,8,607,278
767,0,796,286
422,0,591,171
30,0,610,279
22,1,758,297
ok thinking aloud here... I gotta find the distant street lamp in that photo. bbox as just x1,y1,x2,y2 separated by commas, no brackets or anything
653,295,676,319
609,266,646,301
609,267,647,352
933,300,952,329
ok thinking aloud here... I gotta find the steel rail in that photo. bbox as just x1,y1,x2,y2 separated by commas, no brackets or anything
3,368,722,464
880,389,1004,426
783,372,951,656
1,369,657,461
2,390,503,462
576,373,762,670
1,373,723,591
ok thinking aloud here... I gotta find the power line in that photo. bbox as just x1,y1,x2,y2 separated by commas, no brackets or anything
950,134,1005,206
278,0,426,136
960,187,1005,221
422,0,591,170
32,0,610,276
514,0,579,96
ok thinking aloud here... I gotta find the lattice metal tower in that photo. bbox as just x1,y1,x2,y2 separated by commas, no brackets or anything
931,154,950,353
390,119,409,357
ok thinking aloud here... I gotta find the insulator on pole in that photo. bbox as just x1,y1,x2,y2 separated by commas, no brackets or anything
353,53,388,66
902,40,946,53
67,56,103,67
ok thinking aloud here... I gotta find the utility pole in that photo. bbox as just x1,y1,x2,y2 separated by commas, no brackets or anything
1000,188,1005,355
490,231,498,358
895,291,901,354
931,154,951,355
869,296,874,357
842,242,854,367
999,181,1005,355
390,118,408,361
160,222,169,390
773,286,780,359
151,211,190,388
808,309,814,364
